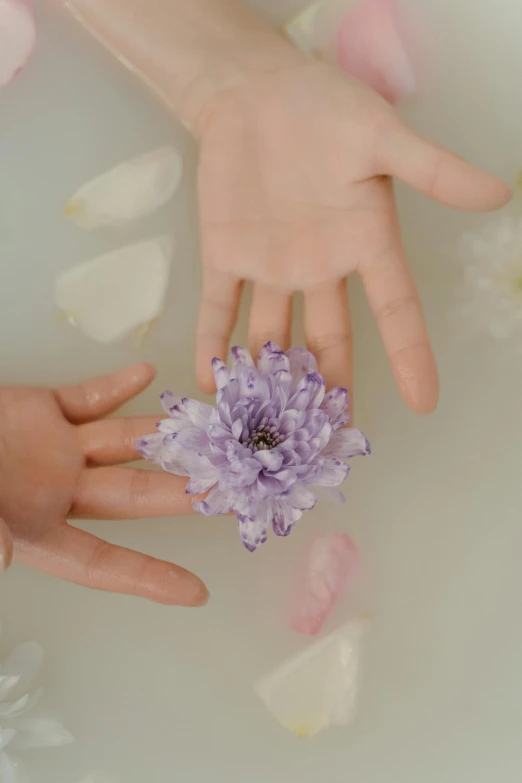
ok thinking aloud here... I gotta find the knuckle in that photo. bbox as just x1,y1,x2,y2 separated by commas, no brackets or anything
84,540,113,579
377,295,418,322
128,469,150,510
307,332,351,354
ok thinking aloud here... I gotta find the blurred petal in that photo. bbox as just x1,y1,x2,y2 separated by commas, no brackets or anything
65,146,182,228
255,619,370,737
0,642,43,701
0,0,36,89
55,236,172,344
324,429,371,459
10,718,74,750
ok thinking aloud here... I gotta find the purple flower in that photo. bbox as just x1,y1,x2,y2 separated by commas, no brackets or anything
136,343,370,551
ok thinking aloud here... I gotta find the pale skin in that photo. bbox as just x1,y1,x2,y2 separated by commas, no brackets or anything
2,0,511,598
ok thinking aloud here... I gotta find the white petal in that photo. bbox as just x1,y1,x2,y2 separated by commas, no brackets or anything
0,642,43,701
10,718,74,750
0,0,36,89
0,687,42,718
283,2,323,56
55,236,172,344
65,146,183,228
255,618,369,737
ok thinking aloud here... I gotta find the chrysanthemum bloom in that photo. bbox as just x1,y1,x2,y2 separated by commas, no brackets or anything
137,343,370,551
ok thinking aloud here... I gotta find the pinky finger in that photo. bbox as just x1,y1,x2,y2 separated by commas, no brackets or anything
15,525,209,607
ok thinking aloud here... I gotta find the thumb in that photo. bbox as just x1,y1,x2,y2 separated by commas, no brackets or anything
379,118,512,211
0,517,14,572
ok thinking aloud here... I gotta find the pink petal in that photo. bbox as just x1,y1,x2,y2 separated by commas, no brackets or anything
336,0,417,104
0,0,36,88
288,532,359,636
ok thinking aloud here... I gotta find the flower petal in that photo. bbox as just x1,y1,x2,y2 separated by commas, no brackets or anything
0,642,43,701
231,346,254,367
0,0,36,89
237,508,270,552
254,619,369,737
193,486,231,516
55,236,172,344
258,342,290,376
286,347,318,390
281,483,318,511
183,398,214,431
272,501,302,537
289,533,359,636
324,429,371,459
174,427,212,453
314,459,351,487
10,718,74,750
321,387,350,422
212,358,230,390
0,686,42,718
289,372,326,411
319,487,346,504
160,391,187,418
64,146,182,229
186,476,218,495
253,449,284,472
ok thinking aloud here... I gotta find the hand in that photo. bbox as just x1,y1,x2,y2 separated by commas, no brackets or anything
0,364,208,606
195,62,511,409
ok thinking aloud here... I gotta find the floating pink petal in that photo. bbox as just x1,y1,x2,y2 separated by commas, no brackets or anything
336,0,417,104
289,532,359,636
0,0,36,88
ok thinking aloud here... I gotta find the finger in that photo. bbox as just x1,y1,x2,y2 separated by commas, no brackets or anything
0,517,14,572
358,222,438,415
79,416,163,466
72,467,202,519
196,268,242,394
304,280,353,397
249,284,292,359
55,363,156,425
379,118,512,211
15,524,208,607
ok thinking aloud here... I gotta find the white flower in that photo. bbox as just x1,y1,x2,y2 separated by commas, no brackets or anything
254,618,369,737
0,624,74,783
454,215,522,340
64,146,183,229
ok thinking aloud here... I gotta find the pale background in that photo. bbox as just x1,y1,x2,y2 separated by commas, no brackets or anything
1,1,522,781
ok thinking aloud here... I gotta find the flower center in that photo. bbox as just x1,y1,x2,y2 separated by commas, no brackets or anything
247,422,282,452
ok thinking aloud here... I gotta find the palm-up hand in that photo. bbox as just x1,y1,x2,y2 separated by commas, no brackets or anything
0,364,208,606
196,63,510,407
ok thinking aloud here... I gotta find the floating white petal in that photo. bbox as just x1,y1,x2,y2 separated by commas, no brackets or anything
0,642,43,702
64,146,183,229
55,236,172,344
255,618,369,737
10,718,74,750
0,0,36,89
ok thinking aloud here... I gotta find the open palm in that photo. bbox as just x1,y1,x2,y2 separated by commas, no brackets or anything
0,364,208,606
196,62,510,408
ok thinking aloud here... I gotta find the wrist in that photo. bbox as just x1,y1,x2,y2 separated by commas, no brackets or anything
177,30,304,136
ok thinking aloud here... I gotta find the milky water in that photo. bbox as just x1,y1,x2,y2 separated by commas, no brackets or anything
1,1,522,781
